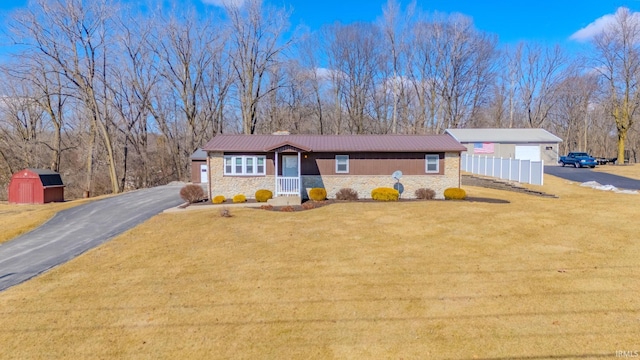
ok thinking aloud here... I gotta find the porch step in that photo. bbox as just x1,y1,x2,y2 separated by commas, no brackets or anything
267,196,302,206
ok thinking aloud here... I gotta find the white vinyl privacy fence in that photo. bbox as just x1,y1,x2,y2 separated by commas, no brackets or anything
461,154,544,185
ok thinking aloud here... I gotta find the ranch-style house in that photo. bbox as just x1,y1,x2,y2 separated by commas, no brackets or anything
200,133,466,202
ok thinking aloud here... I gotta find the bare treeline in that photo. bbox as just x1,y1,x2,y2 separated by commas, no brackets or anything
0,0,639,199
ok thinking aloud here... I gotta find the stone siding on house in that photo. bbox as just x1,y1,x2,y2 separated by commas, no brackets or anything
209,151,460,200
302,152,460,200
209,152,273,198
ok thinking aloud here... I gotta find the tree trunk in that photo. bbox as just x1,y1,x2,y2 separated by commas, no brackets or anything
85,121,96,196
618,129,627,164
51,127,61,172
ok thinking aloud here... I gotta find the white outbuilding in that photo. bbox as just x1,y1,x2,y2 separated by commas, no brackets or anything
445,128,563,165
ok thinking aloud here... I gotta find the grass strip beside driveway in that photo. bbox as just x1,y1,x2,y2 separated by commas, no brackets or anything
0,198,97,245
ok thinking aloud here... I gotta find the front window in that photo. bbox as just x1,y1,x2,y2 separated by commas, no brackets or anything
224,155,267,176
246,157,254,173
257,157,265,174
336,155,349,173
224,156,232,174
235,157,243,173
426,154,439,173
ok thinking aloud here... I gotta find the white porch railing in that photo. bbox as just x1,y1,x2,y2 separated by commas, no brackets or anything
462,154,544,186
277,176,300,196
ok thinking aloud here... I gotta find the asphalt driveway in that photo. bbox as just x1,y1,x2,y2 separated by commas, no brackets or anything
545,165,640,190
0,183,184,292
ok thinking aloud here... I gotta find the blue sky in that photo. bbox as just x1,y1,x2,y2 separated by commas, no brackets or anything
1,0,638,46
285,0,639,44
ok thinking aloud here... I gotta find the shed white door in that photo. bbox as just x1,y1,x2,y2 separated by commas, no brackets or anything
515,145,541,161
200,164,208,183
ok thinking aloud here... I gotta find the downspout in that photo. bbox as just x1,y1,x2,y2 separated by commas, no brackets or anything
274,151,279,197
458,152,462,188
207,153,212,201
298,151,302,197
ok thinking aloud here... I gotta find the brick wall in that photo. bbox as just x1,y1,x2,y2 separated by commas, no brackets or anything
209,151,460,200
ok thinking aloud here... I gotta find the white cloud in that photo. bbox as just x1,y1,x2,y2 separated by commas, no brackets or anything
306,67,346,81
314,67,335,80
570,7,640,42
201,0,245,8
570,13,616,42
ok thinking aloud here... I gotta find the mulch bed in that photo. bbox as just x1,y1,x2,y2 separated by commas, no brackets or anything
187,195,509,213
257,200,335,212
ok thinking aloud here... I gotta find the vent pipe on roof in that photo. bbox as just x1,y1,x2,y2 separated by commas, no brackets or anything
272,130,290,135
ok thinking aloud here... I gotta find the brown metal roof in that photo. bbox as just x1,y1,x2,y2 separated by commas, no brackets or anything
202,134,466,153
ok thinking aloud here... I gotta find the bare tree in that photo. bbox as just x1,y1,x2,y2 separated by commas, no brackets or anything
591,7,640,163
152,12,214,167
201,32,234,138
226,0,292,134
109,12,160,189
2,53,71,173
518,43,566,128
503,45,523,128
475,80,508,128
380,0,414,133
407,20,440,133
324,22,383,134
0,78,44,169
408,14,496,132
551,72,598,153
11,0,122,194
298,37,328,134
438,14,496,130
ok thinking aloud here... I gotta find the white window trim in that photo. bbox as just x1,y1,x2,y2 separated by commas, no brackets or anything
224,155,267,176
335,155,349,173
425,154,440,173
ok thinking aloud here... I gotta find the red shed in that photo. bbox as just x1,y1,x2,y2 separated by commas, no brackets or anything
8,168,65,204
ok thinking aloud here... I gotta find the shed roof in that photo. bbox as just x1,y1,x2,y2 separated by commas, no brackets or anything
202,134,466,153
445,128,563,143
190,148,208,161
26,168,64,187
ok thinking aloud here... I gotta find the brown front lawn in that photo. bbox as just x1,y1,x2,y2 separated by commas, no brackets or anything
0,175,638,359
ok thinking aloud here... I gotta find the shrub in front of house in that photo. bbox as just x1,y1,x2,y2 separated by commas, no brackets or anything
255,189,273,202
444,187,467,200
233,194,247,203
280,205,295,212
335,187,359,200
212,195,226,204
415,188,436,200
179,184,205,204
308,188,327,201
371,187,399,201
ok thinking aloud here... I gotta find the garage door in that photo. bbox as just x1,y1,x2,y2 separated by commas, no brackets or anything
515,145,540,161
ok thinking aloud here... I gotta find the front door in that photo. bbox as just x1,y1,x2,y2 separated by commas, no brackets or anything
200,164,208,183
283,155,298,177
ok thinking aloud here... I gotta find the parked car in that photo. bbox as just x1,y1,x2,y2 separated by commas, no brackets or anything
559,152,598,168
